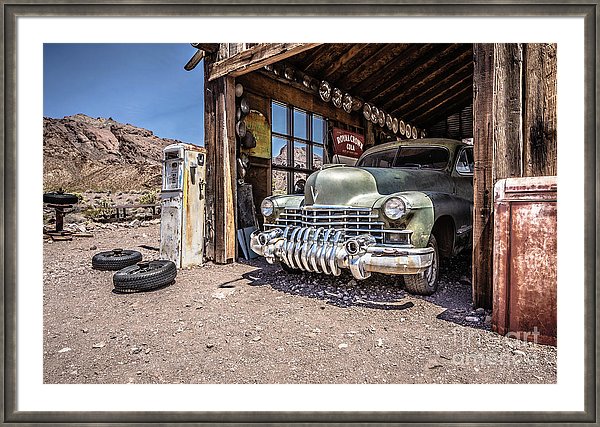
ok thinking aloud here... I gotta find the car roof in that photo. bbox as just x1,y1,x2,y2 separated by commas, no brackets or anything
360,138,468,158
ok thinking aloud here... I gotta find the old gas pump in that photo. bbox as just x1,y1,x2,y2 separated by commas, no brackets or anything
160,143,206,268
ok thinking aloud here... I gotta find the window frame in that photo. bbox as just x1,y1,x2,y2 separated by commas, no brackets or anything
271,100,326,195
454,146,475,176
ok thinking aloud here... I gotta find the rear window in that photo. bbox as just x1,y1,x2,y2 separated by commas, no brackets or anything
394,146,449,170
357,148,397,167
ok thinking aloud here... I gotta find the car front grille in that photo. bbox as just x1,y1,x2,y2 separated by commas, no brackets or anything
265,206,385,241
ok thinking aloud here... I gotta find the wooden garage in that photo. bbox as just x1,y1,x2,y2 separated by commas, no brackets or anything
188,42,556,309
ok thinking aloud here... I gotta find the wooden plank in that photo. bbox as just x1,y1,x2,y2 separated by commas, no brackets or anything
237,72,362,127
184,49,205,71
407,85,472,129
383,45,472,111
323,43,377,84
204,61,237,263
493,43,523,179
402,75,473,124
472,43,495,309
208,43,322,81
350,44,442,96
342,44,407,90
191,43,219,53
302,43,349,76
361,43,454,101
213,76,237,263
204,61,217,261
390,61,472,116
523,43,557,176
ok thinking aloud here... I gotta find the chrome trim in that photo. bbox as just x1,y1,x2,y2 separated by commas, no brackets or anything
250,226,433,281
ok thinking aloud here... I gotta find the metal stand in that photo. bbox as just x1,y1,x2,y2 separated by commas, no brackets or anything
45,203,74,241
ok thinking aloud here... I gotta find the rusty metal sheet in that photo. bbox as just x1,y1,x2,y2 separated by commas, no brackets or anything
242,110,271,159
492,176,557,346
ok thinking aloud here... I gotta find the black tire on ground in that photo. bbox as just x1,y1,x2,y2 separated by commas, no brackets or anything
43,192,79,205
92,249,143,271
404,234,439,296
113,260,177,293
281,262,302,274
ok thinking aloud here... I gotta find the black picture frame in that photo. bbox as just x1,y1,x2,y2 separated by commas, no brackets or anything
2,2,596,425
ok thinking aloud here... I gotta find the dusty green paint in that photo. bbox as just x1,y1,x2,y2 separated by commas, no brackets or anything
263,139,473,251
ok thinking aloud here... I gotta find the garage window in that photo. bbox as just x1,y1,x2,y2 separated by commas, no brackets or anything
271,101,326,195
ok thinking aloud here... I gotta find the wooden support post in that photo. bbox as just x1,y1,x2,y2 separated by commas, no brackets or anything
472,43,495,309
473,43,558,308
523,43,557,176
204,61,237,264
493,44,523,179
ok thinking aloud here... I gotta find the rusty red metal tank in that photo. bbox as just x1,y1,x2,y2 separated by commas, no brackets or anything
492,176,557,346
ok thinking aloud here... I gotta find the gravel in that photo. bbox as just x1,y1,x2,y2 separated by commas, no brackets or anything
44,223,557,384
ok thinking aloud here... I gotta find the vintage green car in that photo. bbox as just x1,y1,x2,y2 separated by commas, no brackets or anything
250,138,473,295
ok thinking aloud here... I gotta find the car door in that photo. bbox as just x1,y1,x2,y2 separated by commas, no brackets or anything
451,145,474,249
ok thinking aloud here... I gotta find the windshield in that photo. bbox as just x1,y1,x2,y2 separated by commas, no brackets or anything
394,146,449,170
356,148,397,168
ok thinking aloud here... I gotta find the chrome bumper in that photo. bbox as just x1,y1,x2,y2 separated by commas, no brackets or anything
250,226,434,280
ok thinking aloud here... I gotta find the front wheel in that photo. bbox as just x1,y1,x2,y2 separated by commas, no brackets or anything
404,235,439,296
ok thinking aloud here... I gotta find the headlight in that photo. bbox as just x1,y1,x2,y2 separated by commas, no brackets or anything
260,199,274,217
383,197,406,220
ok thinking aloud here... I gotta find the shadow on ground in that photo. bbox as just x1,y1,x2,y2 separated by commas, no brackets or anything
238,251,489,329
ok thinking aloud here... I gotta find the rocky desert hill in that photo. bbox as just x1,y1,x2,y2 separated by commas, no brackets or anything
44,114,186,192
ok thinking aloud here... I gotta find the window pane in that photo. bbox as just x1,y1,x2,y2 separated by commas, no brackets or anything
357,148,397,168
292,172,308,194
293,141,307,169
312,116,325,143
313,145,324,169
272,102,287,134
394,147,449,170
272,136,288,166
294,109,307,139
272,169,288,195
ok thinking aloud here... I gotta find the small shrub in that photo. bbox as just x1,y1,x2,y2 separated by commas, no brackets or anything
82,198,113,220
139,190,159,205
71,192,84,202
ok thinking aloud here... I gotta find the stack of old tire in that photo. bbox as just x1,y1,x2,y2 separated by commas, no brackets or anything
92,249,177,293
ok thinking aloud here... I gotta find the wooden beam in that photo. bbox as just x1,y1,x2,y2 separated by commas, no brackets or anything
350,44,442,96
341,44,405,91
390,61,472,116
184,49,205,71
237,71,362,128
523,43,557,176
407,83,472,125
322,43,372,83
191,43,219,53
301,43,349,76
204,63,217,261
400,75,473,123
204,61,237,263
207,43,321,81
379,45,472,109
493,43,524,179
472,43,495,310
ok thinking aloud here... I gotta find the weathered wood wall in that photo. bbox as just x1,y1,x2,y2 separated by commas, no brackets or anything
204,63,237,264
472,43,557,308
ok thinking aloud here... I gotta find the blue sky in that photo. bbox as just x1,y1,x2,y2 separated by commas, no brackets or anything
44,43,204,145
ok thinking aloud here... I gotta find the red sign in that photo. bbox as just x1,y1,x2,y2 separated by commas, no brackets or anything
332,128,365,158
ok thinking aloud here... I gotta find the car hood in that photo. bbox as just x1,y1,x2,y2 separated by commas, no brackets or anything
304,165,452,206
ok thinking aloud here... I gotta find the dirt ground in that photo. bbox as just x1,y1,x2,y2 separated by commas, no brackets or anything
43,223,557,384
